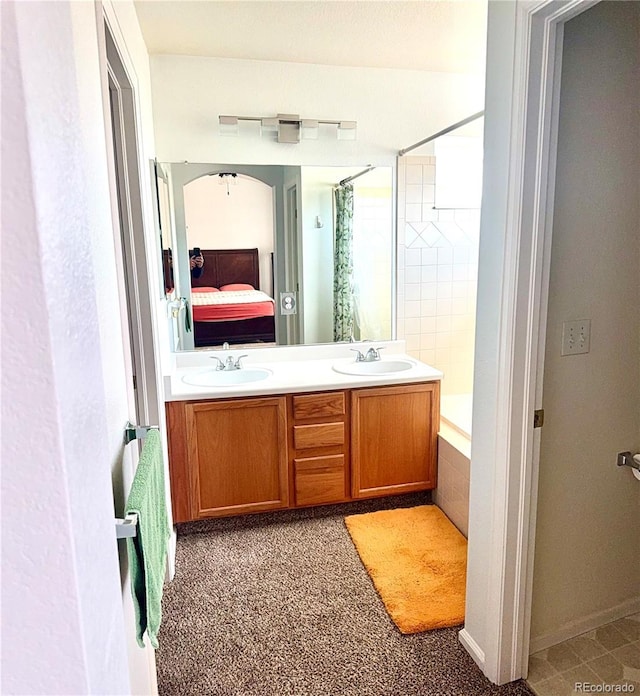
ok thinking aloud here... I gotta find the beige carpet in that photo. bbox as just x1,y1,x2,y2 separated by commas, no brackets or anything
345,504,467,634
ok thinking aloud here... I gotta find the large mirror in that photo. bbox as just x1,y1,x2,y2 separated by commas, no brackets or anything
157,162,395,350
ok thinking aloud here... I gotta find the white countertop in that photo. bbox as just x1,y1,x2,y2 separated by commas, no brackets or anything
164,341,443,401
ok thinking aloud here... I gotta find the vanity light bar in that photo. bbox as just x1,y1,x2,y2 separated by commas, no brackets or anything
218,114,357,143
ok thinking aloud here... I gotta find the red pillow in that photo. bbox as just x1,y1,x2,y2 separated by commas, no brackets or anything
191,286,219,293
220,283,254,291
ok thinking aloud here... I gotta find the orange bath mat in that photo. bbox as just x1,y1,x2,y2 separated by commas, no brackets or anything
344,505,467,634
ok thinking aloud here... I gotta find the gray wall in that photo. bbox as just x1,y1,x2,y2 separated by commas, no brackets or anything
531,1,640,646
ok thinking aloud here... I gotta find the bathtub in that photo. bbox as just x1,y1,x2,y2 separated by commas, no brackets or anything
435,393,472,537
441,393,473,439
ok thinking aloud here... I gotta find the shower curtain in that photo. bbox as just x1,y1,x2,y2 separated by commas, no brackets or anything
333,184,354,342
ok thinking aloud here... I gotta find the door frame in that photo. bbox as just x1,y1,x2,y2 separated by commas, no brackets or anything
284,182,303,344
461,0,599,684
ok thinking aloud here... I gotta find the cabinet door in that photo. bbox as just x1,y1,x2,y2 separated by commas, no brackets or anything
351,383,439,498
185,396,289,519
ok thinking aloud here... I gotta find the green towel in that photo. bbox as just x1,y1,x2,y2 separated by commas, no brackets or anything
125,429,170,648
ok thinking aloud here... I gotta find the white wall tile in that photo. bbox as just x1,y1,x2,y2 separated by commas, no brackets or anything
406,184,423,204
451,298,467,315
421,283,438,300
422,184,435,205
405,248,422,266
438,247,454,265
437,264,453,282
420,316,437,333
405,266,420,284
405,334,421,351
421,299,437,316
421,248,438,265
404,317,420,334
452,281,468,298
453,264,467,281
422,164,436,183
437,282,452,299
435,348,451,364
420,333,436,349
421,266,437,283
405,283,421,301
454,246,470,264
436,315,452,332
420,349,436,364
405,164,422,184
405,300,421,317
397,158,479,401
436,298,452,315
405,203,422,222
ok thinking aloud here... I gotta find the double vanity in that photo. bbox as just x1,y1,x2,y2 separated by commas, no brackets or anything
164,342,442,523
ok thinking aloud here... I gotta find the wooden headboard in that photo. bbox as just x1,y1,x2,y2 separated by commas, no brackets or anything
191,248,260,291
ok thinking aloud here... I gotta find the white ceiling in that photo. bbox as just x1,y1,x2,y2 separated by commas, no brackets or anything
134,1,488,75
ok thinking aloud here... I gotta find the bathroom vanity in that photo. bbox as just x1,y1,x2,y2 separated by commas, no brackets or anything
164,345,441,523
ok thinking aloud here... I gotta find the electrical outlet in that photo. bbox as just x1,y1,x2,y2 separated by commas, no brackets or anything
561,319,591,356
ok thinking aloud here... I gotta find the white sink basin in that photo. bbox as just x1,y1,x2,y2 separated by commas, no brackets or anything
181,367,272,387
332,358,416,376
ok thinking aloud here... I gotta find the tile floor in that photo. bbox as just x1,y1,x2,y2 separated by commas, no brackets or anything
527,614,640,695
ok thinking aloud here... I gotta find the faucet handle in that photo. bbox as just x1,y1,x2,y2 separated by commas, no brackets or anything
211,356,225,371
367,346,384,361
234,354,249,370
350,348,366,362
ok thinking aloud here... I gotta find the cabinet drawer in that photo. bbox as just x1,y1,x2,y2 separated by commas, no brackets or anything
294,455,345,506
293,422,344,450
293,392,345,420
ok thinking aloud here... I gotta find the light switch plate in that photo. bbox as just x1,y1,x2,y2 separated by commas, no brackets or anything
561,319,591,356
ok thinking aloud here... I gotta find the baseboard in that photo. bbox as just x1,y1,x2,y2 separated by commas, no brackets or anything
459,628,485,671
529,596,640,654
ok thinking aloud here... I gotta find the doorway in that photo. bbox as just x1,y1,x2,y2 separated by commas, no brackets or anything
527,1,640,686
463,0,640,686
284,182,302,344
103,17,164,695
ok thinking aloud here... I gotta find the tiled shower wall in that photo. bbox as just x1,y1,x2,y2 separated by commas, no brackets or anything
396,155,480,396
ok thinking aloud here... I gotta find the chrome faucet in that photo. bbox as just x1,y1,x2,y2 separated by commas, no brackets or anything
350,347,384,362
211,353,248,371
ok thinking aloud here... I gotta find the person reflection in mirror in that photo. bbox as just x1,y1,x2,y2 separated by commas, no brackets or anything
189,250,204,279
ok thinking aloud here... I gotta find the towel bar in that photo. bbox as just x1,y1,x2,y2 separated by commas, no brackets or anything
124,422,159,445
115,513,138,539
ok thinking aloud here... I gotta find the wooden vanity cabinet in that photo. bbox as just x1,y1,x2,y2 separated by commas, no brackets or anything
166,396,288,522
166,380,440,522
351,383,439,499
288,391,349,507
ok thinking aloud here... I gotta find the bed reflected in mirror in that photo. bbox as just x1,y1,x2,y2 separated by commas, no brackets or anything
183,172,277,347
157,162,394,350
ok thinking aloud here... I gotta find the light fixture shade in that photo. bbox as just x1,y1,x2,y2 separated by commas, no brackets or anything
260,117,278,137
301,119,319,140
218,114,357,142
219,115,238,136
337,121,357,141
276,114,301,143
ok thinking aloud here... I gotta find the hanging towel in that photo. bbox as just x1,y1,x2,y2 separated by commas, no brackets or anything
125,429,170,648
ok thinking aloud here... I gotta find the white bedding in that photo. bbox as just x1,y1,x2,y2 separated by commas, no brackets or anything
191,289,275,306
